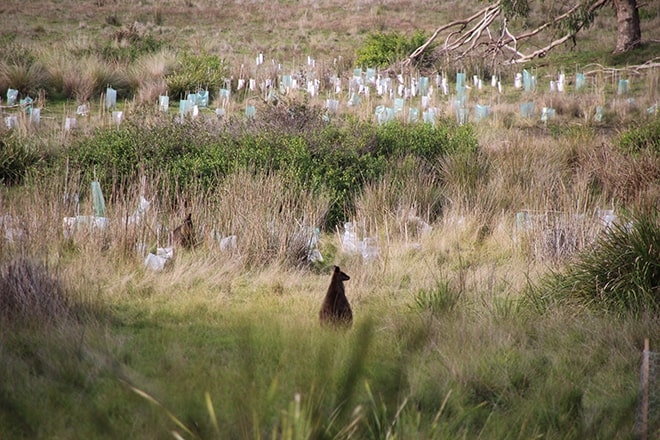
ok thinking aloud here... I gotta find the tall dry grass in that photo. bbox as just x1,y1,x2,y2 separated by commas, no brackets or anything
354,157,443,241
130,50,176,106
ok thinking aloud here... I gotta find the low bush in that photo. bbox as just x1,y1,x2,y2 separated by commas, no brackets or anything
0,133,44,186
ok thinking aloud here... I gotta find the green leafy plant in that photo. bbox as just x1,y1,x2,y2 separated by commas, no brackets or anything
355,30,434,68
64,117,478,229
165,51,227,99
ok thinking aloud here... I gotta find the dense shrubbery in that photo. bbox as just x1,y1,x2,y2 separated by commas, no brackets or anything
62,113,476,227
355,30,434,68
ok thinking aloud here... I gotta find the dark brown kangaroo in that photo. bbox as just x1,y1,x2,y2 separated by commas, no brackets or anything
172,213,194,249
319,266,352,328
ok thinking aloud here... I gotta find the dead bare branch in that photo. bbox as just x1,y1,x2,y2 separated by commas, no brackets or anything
405,2,501,66
405,0,618,68
504,33,576,64
582,58,660,76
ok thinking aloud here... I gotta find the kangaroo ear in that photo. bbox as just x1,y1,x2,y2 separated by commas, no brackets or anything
334,266,340,273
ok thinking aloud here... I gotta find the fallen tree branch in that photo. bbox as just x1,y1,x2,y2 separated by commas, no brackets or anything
405,2,501,66
404,0,616,68
504,32,576,64
582,58,660,76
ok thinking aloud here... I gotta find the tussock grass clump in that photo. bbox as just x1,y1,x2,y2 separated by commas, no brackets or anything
411,280,462,317
0,43,50,99
0,132,45,186
131,49,176,106
46,54,133,102
0,258,73,326
535,210,660,315
355,157,444,239
588,140,660,209
618,117,660,153
0,60,50,100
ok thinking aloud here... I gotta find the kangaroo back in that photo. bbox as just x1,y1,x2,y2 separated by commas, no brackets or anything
319,266,352,328
173,213,194,249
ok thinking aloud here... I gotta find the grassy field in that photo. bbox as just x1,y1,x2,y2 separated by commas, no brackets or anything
1,1,660,439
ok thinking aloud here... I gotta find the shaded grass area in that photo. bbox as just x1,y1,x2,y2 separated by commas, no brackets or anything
0,247,653,439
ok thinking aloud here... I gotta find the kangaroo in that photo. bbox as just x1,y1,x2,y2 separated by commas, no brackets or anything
319,266,352,328
172,213,195,249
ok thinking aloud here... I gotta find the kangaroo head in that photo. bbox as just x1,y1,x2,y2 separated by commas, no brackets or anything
333,265,350,282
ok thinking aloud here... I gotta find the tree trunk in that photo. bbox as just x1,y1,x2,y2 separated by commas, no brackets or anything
613,0,641,53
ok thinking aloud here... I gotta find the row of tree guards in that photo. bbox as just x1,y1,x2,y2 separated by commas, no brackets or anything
117,67,655,126
2,61,657,131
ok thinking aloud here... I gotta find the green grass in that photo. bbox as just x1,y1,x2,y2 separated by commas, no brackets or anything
534,41,660,72
0,247,652,439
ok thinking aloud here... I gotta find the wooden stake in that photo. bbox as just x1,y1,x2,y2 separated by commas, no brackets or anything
641,338,649,440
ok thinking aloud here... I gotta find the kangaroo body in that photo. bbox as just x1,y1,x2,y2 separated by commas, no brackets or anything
172,213,194,249
319,266,352,328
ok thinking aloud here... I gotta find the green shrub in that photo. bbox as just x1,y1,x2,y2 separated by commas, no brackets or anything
165,51,228,100
375,120,477,159
65,118,228,200
355,30,434,68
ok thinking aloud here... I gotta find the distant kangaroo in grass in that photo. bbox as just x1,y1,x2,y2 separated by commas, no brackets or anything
172,213,195,249
319,266,352,328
